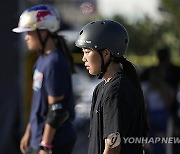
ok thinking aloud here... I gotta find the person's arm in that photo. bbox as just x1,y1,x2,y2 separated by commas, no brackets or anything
39,95,66,154
102,95,121,154
40,63,70,154
20,123,31,154
103,137,121,154
161,84,175,109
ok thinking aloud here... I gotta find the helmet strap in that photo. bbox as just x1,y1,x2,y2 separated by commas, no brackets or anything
97,51,112,79
36,29,49,55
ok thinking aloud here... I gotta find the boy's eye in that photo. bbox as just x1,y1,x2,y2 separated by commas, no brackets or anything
82,48,91,54
85,51,90,54
83,49,90,54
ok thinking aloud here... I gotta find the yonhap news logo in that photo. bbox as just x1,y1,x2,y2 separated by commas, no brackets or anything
122,137,180,144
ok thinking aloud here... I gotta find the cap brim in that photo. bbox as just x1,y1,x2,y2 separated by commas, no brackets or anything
12,27,34,33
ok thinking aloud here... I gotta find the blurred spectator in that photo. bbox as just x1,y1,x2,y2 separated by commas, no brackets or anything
142,67,175,154
13,4,76,154
140,47,180,115
140,47,180,154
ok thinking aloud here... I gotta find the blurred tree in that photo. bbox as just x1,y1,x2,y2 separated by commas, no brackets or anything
160,0,180,26
159,0,180,56
113,16,161,55
113,0,180,56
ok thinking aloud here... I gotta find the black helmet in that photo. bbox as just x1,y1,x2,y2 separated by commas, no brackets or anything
75,20,129,57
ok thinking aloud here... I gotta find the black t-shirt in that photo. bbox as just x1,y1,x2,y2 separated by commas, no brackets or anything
88,72,143,154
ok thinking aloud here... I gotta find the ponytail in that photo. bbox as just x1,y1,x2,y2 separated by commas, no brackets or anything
119,56,149,137
51,33,75,73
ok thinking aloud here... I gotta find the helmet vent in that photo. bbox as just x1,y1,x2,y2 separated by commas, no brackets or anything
101,21,105,24
125,38,128,44
90,21,95,24
80,30,83,35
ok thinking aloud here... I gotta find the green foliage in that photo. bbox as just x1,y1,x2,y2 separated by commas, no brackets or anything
160,0,180,56
112,0,180,57
161,0,180,26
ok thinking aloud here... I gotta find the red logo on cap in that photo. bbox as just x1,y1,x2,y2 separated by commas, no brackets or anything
36,10,52,21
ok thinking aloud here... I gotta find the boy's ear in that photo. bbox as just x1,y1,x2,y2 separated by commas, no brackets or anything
103,49,111,59
41,30,48,38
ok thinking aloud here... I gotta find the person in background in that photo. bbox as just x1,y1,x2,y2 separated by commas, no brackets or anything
140,47,180,154
12,4,76,154
140,47,180,116
75,20,149,154
142,67,175,154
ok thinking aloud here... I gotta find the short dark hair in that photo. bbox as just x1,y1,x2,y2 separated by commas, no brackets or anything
157,47,170,62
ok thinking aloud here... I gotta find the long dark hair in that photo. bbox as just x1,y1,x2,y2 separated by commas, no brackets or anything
51,33,75,73
36,29,75,73
118,56,149,137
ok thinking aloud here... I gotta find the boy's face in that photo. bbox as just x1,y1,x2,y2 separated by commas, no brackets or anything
25,31,43,51
82,48,102,75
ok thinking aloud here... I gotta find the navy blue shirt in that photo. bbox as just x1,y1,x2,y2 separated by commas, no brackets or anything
30,50,76,150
